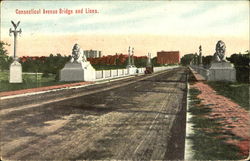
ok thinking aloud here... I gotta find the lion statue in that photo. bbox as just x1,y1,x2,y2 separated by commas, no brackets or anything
213,40,226,62
70,43,87,63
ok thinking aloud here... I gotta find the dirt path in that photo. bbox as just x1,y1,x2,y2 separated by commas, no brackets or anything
0,67,188,160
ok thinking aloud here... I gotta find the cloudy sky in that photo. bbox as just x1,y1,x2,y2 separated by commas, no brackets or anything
1,0,249,57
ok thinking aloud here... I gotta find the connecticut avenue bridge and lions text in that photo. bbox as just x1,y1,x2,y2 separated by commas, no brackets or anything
15,8,99,15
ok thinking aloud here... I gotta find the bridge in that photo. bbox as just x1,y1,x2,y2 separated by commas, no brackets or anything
0,67,188,160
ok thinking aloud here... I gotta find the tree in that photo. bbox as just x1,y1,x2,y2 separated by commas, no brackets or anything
202,55,213,68
134,56,147,67
151,57,160,67
0,41,12,71
226,51,249,82
226,52,250,67
180,54,195,66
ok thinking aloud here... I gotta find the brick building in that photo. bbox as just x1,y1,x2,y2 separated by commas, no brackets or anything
157,51,180,64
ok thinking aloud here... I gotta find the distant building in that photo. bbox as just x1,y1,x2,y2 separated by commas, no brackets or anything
157,51,180,64
84,50,102,58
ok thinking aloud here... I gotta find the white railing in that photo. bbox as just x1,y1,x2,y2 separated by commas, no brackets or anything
96,70,103,79
96,68,129,80
95,65,179,80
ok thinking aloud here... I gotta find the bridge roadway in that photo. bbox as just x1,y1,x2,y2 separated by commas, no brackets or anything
0,67,188,160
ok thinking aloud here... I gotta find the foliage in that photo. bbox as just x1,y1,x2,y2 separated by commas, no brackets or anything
226,51,249,82
202,55,213,68
0,41,12,71
134,56,147,67
180,53,194,66
181,54,213,67
20,54,70,76
226,51,249,66
88,54,149,69
151,57,161,67
92,64,126,70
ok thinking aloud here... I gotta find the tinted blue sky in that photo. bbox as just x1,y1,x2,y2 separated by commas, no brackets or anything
1,0,249,37
1,1,249,57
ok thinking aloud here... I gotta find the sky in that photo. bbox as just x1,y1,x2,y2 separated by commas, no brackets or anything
0,0,249,58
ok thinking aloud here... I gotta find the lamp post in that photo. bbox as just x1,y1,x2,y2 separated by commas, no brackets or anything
131,47,135,66
9,21,22,83
147,52,152,67
199,45,203,65
127,46,137,74
128,46,131,66
9,21,22,60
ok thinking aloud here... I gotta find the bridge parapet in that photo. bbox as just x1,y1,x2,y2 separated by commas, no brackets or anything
95,66,179,81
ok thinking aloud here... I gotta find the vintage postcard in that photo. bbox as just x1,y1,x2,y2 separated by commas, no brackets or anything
0,0,249,160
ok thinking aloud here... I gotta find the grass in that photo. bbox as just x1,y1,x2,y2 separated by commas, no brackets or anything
188,88,243,160
0,71,70,92
207,81,249,110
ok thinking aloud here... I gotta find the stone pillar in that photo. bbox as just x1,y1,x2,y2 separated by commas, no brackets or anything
9,60,22,83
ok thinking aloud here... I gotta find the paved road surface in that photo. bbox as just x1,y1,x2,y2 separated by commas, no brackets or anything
0,67,188,160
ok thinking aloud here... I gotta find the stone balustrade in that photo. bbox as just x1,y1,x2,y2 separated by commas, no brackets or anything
95,66,179,80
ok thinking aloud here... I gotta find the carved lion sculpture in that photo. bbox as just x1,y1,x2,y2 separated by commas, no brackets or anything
213,40,226,62
70,43,87,63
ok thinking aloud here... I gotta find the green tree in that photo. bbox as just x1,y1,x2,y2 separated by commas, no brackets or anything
180,54,195,66
43,53,70,75
0,41,11,71
152,57,160,67
135,57,147,67
226,51,249,82
202,55,213,68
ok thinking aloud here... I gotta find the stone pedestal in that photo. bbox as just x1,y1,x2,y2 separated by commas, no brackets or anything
60,61,96,81
126,65,137,75
9,60,22,83
208,62,236,82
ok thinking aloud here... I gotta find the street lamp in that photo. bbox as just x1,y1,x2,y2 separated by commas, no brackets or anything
9,21,23,83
